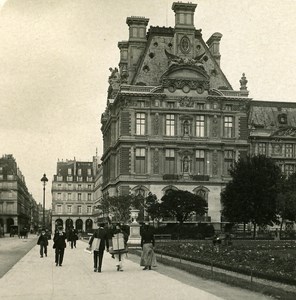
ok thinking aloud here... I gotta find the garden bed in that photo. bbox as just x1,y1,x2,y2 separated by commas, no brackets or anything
155,240,296,286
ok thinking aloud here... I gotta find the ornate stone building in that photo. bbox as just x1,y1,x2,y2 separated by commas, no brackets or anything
51,156,100,232
100,2,296,225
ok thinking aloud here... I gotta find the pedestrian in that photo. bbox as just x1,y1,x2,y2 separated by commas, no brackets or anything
37,229,48,258
53,226,67,267
69,226,78,249
140,222,156,270
89,223,109,273
111,223,129,272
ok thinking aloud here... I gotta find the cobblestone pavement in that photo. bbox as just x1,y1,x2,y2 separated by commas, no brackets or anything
0,236,274,300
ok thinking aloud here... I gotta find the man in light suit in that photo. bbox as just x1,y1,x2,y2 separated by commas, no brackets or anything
89,223,109,272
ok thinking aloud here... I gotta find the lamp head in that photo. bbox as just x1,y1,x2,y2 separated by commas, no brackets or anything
41,174,48,183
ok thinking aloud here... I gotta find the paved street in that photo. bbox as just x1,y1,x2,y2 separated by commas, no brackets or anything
0,235,273,300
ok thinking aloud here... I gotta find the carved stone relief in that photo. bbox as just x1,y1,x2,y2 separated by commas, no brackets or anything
153,149,159,174
212,115,218,138
212,150,218,176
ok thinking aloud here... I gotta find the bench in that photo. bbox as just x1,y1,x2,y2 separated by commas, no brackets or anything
154,234,172,240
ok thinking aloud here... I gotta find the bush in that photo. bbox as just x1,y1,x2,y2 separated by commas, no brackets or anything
153,223,215,239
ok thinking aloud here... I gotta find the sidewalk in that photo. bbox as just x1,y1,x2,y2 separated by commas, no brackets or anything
0,238,272,300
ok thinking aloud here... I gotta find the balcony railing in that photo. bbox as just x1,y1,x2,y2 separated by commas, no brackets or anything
163,174,180,180
191,174,210,181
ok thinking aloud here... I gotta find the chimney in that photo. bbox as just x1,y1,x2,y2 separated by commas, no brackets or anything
206,32,222,66
126,16,149,42
172,2,197,29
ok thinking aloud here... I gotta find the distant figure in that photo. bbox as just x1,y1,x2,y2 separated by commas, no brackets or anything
89,223,109,273
140,222,157,270
213,234,221,252
10,227,15,237
53,226,67,266
111,223,129,272
37,230,48,258
69,227,78,249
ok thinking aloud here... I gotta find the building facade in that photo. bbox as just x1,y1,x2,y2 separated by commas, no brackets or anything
100,2,296,226
100,2,251,225
51,157,100,232
0,154,38,234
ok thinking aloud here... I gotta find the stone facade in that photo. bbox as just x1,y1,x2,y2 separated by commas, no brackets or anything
51,157,100,232
100,2,296,226
0,154,38,234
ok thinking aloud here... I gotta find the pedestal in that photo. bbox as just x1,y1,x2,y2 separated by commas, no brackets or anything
128,222,141,246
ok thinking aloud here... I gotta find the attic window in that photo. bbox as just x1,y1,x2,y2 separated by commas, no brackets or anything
149,52,155,58
203,56,208,62
143,65,150,72
168,43,173,48
153,42,158,47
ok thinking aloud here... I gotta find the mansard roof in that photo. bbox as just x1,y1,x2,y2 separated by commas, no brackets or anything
249,100,296,138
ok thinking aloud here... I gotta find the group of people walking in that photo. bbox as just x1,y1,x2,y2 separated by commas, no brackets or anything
37,222,157,272
88,221,157,273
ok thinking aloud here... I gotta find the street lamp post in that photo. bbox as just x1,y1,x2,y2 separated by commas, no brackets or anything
40,174,48,228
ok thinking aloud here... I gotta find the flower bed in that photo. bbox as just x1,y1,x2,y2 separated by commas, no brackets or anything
155,240,296,285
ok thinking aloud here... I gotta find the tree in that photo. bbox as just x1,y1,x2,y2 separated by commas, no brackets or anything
145,192,161,225
221,155,282,238
159,189,207,224
276,173,296,237
97,195,134,224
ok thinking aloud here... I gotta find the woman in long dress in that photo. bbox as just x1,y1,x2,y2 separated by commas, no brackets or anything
140,223,156,270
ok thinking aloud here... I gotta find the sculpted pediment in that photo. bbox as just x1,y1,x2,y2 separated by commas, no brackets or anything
161,64,210,93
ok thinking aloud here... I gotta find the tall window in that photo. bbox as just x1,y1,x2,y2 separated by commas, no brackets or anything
136,113,146,135
225,104,232,111
196,150,205,175
165,114,175,136
68,168,72,175
196,115,205,137
57,193,61,200
135,148,146,174
78,206,82,214
285,144,293,158
196,103,204,110
57,205,62,213
138,101,145,107
87,168,92,176
224,150,234,175
224,116,233,138
167,102,175,108
67,205,72,213
87,206,92,213
67,193,71,200
87,193,92,201
78,169,82,176
284,164,294,177
258,143,267,155
165,149,175,174
78,193,81,201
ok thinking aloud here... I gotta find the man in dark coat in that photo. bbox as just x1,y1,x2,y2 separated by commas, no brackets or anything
69,227,78,249
53,226,67,266
89,223,109,272
37,230,48,258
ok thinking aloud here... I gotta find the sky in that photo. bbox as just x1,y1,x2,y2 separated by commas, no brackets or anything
0,0,296,207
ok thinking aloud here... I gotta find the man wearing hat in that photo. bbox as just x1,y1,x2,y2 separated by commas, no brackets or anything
89,223,109,272
53,226,67,266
